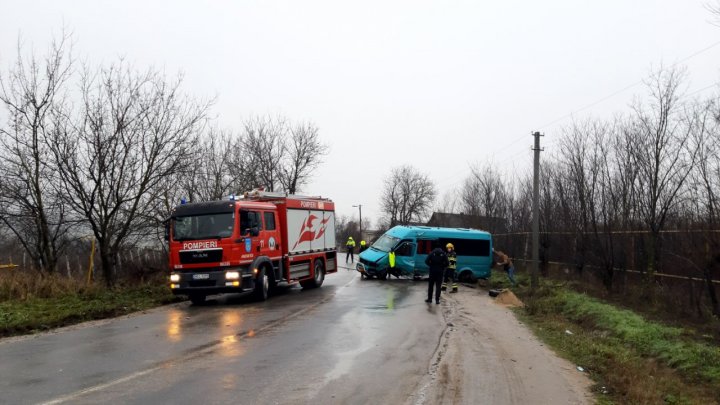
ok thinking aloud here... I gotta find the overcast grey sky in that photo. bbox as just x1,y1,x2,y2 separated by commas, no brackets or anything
1,0,719,225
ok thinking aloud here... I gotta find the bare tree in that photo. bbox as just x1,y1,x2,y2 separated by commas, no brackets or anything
178,126,245,202
707,1,720,26
380,165,436,227
507,176,532,233
241,116,286,192
558,120,608,275
460,164,509,223
279,122,328,194
51,61,210,287
538,162,565,242
558,118,624,288
0,34,74,274
434,188,460,214
628,67,697,278
688,97,720,316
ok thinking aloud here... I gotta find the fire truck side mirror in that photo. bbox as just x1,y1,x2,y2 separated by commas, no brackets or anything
163,221,170,241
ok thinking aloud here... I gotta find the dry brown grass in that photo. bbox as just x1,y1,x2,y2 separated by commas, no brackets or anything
604,357,717,404
0,269,178,337
0,269,99,301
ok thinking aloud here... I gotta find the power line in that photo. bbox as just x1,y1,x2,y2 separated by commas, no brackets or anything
439,41,720,195
687,82,719,97
534,39,720,131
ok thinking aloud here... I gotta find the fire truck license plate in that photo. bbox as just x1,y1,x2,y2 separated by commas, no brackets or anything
192,273,210,280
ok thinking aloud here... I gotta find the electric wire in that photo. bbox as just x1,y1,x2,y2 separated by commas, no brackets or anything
486,40,720,163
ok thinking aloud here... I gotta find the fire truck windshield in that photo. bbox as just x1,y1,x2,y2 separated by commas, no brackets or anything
173,213,234,241
371,234,400,252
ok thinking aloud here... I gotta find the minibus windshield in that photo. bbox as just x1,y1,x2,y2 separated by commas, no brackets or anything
372,234,400,252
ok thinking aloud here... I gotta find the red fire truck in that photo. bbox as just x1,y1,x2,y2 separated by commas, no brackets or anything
167,190,337,304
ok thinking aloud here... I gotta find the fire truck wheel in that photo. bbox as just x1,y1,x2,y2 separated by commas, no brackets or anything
301,259,325,289
189,294,206,305
268,268,278,290
253,267,269,301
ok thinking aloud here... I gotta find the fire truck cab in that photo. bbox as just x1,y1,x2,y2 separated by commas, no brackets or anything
167,191,337,304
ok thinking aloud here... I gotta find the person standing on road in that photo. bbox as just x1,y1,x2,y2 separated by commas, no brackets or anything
494,249,517,287
443,243,458,293
425,245,449,304
345,236,356,264
359,240,367,253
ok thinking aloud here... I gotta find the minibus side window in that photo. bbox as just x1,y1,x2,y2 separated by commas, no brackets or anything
417,240,433,254
395,240,414,256
439,238,490,256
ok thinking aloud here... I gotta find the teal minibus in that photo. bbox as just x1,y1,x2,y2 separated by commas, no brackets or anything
356,225,493,281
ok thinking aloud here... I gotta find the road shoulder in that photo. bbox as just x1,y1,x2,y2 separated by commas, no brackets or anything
413,286,594,405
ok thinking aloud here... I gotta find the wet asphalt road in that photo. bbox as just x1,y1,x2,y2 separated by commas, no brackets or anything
0,266,445,404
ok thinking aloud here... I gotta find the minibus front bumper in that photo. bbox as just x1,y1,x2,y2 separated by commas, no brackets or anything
356,261,381,276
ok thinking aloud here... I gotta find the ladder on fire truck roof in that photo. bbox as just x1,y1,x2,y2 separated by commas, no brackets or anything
230,188,331,201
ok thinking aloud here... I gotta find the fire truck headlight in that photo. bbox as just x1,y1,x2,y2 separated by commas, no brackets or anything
170,274,180,283
225,271,240,280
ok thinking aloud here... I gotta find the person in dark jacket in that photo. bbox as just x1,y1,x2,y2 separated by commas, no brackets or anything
425,246,449,304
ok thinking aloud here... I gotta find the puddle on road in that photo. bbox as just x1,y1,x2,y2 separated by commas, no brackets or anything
360,284,418,312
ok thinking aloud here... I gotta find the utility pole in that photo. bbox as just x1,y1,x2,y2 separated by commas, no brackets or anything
353,204,363,240
531,131,543,289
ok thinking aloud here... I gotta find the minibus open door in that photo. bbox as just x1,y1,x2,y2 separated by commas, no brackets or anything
390,241,416,278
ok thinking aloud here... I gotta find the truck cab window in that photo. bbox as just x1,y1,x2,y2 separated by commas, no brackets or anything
240,210,261,236
172,213,234,241
263,211,276,230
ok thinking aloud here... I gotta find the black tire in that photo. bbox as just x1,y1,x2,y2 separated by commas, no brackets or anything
301,259,325,289
377,269,388,280
253,267,269,301
189,293,206,305
459,270,476,283
268,267,279,291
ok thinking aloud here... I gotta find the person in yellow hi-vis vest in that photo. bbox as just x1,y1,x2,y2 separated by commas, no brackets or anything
345,236,356,264
442,243,458,293
388,250,396,269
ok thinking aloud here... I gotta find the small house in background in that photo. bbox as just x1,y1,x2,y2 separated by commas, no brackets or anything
362,229,384,244
426,212,507,234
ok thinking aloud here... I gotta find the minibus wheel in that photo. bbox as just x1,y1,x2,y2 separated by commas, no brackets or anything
459,270,476,283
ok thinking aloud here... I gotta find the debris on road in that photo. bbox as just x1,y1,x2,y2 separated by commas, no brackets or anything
489,289,525,307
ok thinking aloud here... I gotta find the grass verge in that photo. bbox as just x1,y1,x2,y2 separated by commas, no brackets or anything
0,282,181,338
488,272,720,404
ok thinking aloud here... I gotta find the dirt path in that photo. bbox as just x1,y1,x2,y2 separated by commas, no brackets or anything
412,286,594,405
